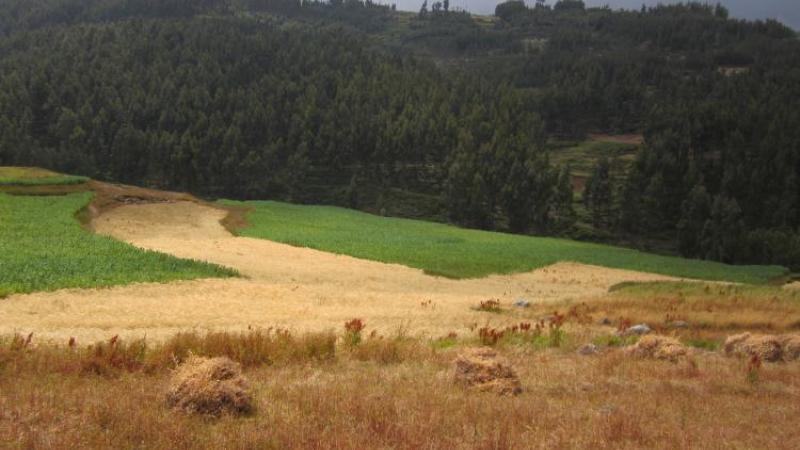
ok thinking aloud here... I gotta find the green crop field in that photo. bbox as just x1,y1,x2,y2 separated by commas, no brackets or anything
0,166,89,186
222,200,786,284
0,193,236,298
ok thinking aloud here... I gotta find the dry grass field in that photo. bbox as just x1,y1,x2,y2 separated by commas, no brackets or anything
2,317,799,449
0,201,678,342
2,177,799,448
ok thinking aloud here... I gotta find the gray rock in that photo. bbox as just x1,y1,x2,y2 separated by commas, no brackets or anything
598,404,618,416
619,324,651,336
668,320,689,329
513,299,531,308
577,344,598,355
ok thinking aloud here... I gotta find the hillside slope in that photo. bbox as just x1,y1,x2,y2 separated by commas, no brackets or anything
224,200,785,283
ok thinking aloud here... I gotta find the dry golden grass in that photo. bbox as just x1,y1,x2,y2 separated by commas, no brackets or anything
0,201,678,342
1,328,799,449
527,282,800,345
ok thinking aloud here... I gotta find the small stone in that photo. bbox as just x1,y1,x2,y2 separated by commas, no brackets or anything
513,299,531,308
599,317,612,326
577,344,598,355
668,320,689,329
598,404,617,415
619,324,651,336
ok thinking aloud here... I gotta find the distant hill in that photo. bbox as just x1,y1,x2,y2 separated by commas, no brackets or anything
391,0,800,30
1,0,799,270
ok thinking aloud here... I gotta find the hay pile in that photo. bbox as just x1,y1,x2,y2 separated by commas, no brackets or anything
723,333,783,362
625,335,690,362
724,333,800,362
453,348,522,396
166,356,252,416
780,335,800,361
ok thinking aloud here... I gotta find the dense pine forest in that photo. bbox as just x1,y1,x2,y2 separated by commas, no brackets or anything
0,0,799,269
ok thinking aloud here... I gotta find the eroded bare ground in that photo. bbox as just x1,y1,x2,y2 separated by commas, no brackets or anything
1,201,676,342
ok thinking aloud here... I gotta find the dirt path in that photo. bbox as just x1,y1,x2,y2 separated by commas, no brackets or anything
1,202,676,342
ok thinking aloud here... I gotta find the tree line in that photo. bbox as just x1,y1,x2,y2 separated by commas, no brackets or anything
0,0,799,270
0,12,571,232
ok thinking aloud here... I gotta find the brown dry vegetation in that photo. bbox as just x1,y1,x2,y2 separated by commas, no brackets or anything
4,176,800,447
1,326,799,449
527,282,800,346
3,279,800,448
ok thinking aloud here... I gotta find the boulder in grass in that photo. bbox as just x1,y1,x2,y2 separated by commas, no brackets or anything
723,333,783,363
618,324,651,336
625,335,690,362
166,356,252,417
577,344,599,356
453,348,522,396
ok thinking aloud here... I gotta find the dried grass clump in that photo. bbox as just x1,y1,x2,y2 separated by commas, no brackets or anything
166,356,252,417
779,335,800,361
453,347,521,396
625,335,690,362
723,333,783,362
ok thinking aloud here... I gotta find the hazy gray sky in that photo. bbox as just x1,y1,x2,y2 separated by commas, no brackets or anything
392,0,800,30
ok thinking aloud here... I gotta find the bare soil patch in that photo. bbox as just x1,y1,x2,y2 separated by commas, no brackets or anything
588,133,644,145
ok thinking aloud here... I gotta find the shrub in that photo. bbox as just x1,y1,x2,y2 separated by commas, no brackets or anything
474,299,502,313
344,319,366,347
80,335,147,377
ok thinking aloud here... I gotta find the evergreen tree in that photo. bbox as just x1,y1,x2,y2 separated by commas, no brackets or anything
701,195,745,263
584,157,612,229
677,183,711,257
553,164,576,231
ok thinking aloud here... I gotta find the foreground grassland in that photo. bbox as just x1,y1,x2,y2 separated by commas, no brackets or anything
0,193,235,297
1,321,798,449
2,277,799,448
0,166,88,186
223,200,785,284
556,281,800,343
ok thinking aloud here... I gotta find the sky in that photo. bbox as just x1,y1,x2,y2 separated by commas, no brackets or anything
391,0,800,30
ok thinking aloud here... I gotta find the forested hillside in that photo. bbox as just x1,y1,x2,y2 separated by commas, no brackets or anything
0,0,798,270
